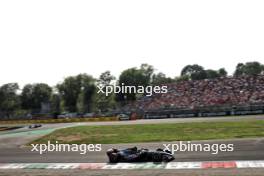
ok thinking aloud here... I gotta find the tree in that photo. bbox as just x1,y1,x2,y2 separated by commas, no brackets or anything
95,71,116,112
218,68,228,77
0,83,20,118
117,64,155,103
116,64,177,104
57,74,96,113
21,83,52,111
205,69,219,79
152,72,174,85
181,64,207,80
98,71,115,86
117,68,140,102
50,93,61,116
21,84,33,110
56,76,78,112
77,74,96,113
140,63,154,85
175,75,189,82
234,61,264,76
205,68,228,79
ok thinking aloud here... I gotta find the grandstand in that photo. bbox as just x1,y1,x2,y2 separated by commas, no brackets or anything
127,75,264,119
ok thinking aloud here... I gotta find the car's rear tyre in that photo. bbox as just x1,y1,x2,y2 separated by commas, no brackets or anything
109,153,119,163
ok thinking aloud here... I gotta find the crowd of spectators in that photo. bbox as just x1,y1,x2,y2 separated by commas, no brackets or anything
129,75,264,111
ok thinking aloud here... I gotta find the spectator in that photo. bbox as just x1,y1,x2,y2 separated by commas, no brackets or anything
128,75,264,111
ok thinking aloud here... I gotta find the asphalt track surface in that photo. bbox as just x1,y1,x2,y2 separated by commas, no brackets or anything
0,115,264,175
0,138,263,163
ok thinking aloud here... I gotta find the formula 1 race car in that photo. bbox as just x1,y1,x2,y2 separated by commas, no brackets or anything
29,124,42,129
106,147,175,163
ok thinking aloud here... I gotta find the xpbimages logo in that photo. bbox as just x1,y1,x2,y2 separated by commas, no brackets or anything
163,142,234,155
97,83,168,96
31,141,102,155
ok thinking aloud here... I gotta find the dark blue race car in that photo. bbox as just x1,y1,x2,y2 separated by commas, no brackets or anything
106,147,175,163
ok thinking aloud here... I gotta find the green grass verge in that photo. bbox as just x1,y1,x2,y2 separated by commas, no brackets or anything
31,119,264,144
